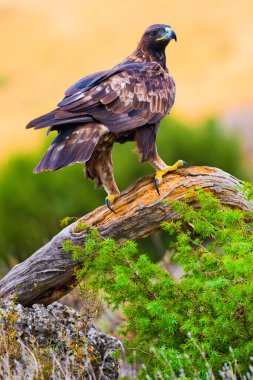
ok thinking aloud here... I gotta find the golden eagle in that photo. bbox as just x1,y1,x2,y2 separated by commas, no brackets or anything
27,24,186,212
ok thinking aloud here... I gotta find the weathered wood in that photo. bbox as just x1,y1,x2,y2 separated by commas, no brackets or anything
0,167,251,306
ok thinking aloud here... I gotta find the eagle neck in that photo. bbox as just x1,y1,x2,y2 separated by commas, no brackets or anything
125,46,168,70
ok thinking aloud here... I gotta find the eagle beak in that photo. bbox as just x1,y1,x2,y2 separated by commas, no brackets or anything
156,27,177,42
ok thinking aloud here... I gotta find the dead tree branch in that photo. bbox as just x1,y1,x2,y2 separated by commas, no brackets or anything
0,167,251,306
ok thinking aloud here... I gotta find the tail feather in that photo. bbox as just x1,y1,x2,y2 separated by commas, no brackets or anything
34,124,101,173
26,110,58,129
26,109,94,130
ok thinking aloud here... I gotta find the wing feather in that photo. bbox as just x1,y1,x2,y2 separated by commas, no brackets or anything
27,62,175,133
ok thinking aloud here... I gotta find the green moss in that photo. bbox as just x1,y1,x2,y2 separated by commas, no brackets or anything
74,220,89,233
60,216,79,228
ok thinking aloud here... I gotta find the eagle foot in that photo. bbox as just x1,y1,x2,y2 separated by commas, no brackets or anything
105,194,120,213
154,160,187,195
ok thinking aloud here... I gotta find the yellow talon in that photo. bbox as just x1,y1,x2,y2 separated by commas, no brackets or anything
105,194,120,213
106,194,120,205
155,160,187,195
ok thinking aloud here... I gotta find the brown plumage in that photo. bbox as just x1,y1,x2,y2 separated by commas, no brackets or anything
27,24,179,210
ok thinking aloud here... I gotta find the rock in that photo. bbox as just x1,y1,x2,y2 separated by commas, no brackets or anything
0,299,122,379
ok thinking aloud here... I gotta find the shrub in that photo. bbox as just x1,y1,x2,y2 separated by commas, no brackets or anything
65,187,253,378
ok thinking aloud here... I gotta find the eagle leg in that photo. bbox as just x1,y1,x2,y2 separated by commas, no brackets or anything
154,160,188,194
143,148,187,195
134,125,187,195
85,144,120,213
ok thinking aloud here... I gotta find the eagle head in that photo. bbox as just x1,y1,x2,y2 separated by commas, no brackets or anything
139,24,177,51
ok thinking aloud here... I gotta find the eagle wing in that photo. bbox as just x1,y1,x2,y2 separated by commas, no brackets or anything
27,62,175,133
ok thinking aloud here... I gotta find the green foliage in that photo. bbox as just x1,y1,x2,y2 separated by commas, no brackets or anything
0,149,104,267
59,216,79,228
66,189,253,378
157,118,247,180
242,182,253,201
0,117,249,267
73,220,89,233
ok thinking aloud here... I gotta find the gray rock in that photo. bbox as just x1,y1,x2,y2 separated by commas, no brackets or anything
0,299,121,379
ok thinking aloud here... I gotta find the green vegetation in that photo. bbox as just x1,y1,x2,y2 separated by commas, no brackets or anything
0,117,248,267
65,188,253,378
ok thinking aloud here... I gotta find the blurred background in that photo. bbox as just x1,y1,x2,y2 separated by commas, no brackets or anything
0,0,253,271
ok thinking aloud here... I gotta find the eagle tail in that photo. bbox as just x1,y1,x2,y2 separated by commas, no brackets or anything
26,110,58,129
34,124,100,173
26,109,94,131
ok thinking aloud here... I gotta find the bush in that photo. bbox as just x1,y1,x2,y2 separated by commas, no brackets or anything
0,117,248,267
65,187,253,378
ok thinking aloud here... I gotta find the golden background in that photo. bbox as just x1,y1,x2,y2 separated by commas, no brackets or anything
1,0,253,161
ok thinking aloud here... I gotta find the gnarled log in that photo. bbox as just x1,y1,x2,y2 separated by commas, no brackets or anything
0,167,251,306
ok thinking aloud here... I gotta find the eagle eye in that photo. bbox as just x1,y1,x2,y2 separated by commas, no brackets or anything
151,31,158,37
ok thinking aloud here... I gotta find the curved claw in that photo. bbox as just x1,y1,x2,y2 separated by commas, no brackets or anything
154,178,160,196
105,194,120,213
105,199,117,213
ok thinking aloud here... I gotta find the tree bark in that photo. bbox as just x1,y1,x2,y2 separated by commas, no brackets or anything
0,167,251,306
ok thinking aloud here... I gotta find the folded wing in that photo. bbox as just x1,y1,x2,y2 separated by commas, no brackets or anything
27,62,175,133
